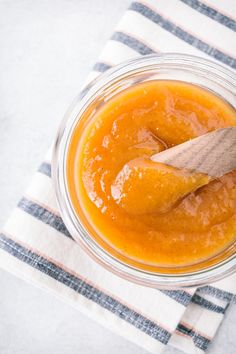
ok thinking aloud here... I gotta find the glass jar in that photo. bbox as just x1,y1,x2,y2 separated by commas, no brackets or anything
52,53,236,288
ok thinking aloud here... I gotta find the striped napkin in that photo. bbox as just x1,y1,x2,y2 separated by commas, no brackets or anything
0,1,236,353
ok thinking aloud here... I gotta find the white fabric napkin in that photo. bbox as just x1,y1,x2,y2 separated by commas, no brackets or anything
0,1,236,353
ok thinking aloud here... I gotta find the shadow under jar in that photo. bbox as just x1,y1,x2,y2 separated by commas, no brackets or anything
53,53,236,288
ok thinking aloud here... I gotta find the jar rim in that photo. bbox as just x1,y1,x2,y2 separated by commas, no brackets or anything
52,53,236,288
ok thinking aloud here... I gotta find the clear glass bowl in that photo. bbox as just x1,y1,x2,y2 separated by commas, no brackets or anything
53,53,236,288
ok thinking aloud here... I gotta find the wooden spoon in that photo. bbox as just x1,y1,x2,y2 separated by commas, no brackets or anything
111,127,236,215
151,127,236,178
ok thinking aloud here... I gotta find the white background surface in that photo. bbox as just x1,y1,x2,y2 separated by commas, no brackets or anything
0,1,235,353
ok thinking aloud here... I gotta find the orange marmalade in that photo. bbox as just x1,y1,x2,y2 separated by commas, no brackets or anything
67,80,236,269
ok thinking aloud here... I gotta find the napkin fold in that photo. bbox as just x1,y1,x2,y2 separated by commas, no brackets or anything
0,1,236,353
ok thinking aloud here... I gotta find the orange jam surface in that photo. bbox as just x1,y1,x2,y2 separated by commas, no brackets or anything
67,80,236,269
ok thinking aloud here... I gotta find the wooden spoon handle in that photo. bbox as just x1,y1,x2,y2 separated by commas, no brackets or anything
151,127,236,178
